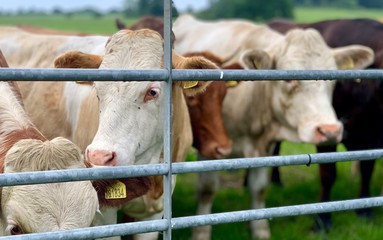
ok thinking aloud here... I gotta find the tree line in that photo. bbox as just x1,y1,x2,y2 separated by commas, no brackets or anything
124,0,383,22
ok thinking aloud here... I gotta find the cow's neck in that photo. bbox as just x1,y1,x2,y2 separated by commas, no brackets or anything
171,85,192,162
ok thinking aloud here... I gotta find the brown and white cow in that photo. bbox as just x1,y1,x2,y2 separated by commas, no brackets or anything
0,27,220,239
0,50,99,235
173,15,374,239
115,18,234,159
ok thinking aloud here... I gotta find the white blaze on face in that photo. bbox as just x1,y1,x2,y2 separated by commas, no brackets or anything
85,30,165,167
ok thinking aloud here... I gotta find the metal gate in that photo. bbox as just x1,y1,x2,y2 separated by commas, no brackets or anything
1,0,383,239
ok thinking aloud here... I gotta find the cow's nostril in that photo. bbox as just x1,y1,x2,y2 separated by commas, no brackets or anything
215,146,232,157
315,124,342,144
105,151,117,166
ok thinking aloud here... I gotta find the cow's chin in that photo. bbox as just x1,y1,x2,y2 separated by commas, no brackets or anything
84,162,152,208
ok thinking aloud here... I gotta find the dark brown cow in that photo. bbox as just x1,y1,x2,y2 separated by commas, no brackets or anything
116,16,176,47
268,18,383,231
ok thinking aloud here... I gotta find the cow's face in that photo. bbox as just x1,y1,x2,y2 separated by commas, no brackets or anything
185,81,233,159
90,81,165,166
55,30,213,167
240,28,374,145
1,137,99,235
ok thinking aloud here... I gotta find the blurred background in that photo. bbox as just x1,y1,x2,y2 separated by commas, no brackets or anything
1,1,383,239
1,0,382,34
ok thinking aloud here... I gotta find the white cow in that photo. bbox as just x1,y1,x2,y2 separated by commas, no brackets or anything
0,27,219,240
173,15,374,240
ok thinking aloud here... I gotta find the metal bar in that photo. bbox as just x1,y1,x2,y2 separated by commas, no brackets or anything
172,197,383,229
172,149,383,174
163,0,173,239
0,219,168,240
2,68,383,81
0,68,168,81
172,69,383,80
1,196,383,239
0,163,168,187
0,150,382,187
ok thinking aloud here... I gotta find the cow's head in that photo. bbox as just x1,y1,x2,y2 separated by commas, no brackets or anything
181,51,239,159
54,29,214,167
239,28,374,145
1,137,99,235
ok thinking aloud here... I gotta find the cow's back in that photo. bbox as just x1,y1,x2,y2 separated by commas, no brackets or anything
0,27,107,68
173,15,281,60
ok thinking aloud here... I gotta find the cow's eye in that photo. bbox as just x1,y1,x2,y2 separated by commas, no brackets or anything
9,224,23,235
144,87,160,102
283,80,298,92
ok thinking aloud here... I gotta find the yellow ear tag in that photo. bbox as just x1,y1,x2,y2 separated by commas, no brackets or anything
226,81,238,87
75,81,93,85
183,81,199,89
105,180,127,199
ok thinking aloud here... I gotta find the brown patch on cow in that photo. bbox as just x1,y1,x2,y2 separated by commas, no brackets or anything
18,82,72,141
54,51,102,69
74,89,99,150
93,177,153,208
0,128,46,173
0,50,9,67
0,51,24,106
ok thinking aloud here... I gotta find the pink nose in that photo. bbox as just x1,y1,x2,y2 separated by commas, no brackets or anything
86,150,117,166
215,145,232,158
314,124,343,144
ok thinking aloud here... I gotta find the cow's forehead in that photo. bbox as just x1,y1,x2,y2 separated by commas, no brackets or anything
274,28,336,70
95,81,162,96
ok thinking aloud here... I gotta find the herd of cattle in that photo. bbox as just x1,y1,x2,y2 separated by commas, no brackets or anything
0,13,381,240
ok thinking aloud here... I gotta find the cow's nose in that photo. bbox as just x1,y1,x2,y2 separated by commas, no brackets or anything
215,145,232,158
315,124,343,144
86,149,117,166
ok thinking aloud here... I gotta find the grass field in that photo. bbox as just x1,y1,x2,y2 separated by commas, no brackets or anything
1,6,383,239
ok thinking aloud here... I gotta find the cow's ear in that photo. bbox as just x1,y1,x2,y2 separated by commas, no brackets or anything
172,51,216,96
54,51,103,69
332,45,374,69
239,49,273,69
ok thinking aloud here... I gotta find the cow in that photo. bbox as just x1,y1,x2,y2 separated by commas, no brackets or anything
0,50,99,235
267,17,383,231
0,27,220,240
115,16,176,48
173,14,374,239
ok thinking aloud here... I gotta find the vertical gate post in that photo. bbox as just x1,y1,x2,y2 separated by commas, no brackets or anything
163,0,173,239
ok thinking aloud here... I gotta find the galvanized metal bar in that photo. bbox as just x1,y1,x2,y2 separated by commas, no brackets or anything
2,68,383,81
0,163,168,187
172,149,383,174
0,219,168,240
172,197,383,229
1,196,383,239
0,150,381,187
172,69,383,80
163,0,173,239
0,68,168,81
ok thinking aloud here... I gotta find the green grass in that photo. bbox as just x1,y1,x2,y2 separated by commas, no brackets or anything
1,8,383,239
173,142,383,240
0,14,136,35
294,6,383,22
